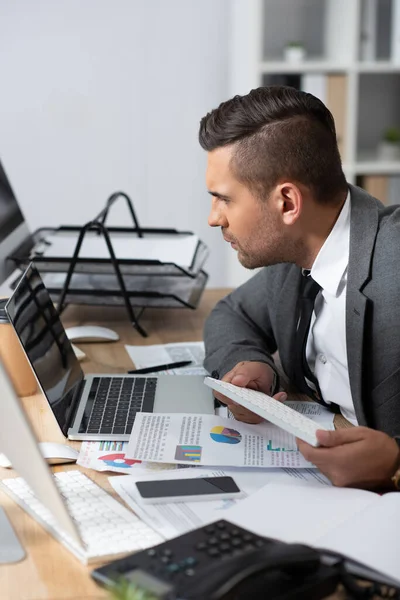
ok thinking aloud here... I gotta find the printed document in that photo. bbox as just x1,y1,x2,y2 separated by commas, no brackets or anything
77,440,180,474
109,466,330,540
127,412,332,468
125,341,207,375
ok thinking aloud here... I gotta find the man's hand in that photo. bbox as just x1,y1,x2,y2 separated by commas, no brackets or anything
297,427,400,490
215,361,287,423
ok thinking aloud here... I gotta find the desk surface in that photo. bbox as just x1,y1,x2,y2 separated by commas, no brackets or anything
0,289,232,600
0,290,344,600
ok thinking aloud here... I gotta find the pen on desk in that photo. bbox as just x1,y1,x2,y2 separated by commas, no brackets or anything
127,360,192,374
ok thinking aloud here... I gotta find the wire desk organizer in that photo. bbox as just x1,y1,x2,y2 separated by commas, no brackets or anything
8,192,209,337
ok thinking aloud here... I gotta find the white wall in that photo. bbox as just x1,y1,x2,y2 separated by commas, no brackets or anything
0,0,241,287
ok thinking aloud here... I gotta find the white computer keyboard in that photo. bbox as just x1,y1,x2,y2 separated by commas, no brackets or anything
0,470,163,564
204,377,328,447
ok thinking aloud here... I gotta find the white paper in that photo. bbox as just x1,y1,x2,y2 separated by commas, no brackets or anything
223,481,400,585
40,234,199,269
77,440,180,474
284,401,335,429
154,366,208,376
128,413,318,468
125,341,207,374
110,468,246,539
317,492,400,584
109,466,330,540
226,400,334,428
225,481,376,545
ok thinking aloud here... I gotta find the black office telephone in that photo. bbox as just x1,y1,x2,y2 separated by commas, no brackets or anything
92,519,341,600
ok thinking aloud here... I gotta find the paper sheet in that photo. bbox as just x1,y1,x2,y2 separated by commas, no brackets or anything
77,440,180,474
283,401,335,428
109,467,330,540
222,482,400,584
127,413,323,468
223,481,377,546
39,233,200,269
125,341,207,374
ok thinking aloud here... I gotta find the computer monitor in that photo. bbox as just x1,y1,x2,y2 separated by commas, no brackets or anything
0,359,80,545
0,158,33,283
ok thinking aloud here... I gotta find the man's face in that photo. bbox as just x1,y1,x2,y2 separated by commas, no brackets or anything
206,146,287,269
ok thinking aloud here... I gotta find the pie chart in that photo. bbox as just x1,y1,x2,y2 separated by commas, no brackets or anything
210,426,242,444
98,453,141,468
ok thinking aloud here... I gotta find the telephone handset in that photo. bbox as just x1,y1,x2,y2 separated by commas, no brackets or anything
92,519,341,600
183,542,331,599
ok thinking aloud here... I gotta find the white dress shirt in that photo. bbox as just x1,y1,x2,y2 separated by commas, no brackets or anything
306,192,358,425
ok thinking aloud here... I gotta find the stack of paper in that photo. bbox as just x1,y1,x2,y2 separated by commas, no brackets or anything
40,233,200,270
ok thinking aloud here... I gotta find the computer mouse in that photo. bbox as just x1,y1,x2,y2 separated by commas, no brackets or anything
65,325,120,343
39,442,79,465
0,453,10,468
0,443,79,468
71,343,86,361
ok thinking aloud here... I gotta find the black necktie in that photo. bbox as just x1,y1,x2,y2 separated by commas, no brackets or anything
293,274,328,407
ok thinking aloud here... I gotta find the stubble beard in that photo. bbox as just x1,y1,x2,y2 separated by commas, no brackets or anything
228,203,305,269
236,232,302,269
237,245,282,269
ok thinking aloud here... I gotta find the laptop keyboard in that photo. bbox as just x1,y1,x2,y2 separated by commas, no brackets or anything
84,377,157,435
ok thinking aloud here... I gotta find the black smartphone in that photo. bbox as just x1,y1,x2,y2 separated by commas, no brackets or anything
134,476,243,504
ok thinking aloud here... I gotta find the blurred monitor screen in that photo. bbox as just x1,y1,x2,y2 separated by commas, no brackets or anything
0,158,32,283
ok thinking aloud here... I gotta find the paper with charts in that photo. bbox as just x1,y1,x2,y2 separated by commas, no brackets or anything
77,440,180,474
127,410,333,469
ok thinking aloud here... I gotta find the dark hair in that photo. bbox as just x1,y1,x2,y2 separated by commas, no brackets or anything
199,86,347,204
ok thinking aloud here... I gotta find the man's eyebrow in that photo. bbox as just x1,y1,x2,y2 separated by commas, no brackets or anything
208,190,231,200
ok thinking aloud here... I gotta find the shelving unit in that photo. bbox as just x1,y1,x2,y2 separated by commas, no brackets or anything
231,0,400,204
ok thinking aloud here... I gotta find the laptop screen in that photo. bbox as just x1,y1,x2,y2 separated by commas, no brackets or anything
5,263,84,435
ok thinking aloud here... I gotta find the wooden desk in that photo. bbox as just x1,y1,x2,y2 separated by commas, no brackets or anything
0,289,345,600
0,289,232,600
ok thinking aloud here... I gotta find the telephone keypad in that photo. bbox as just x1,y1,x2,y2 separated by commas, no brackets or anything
93,520,275,590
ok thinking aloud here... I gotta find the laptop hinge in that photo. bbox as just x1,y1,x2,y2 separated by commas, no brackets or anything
65,380,87,435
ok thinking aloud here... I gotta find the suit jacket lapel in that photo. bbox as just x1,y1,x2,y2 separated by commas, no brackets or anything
346,185,381,425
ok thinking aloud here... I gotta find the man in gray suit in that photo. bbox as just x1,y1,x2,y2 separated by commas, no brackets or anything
199,86,400,491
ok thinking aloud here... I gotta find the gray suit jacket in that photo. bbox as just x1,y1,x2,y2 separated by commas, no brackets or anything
204,184,400,438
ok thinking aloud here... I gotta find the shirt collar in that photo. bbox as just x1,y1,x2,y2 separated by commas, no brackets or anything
310,190,351,297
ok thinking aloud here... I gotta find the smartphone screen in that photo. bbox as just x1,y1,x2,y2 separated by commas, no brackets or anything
135,476,241,499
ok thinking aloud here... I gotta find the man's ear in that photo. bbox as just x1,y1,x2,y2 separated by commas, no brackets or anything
277,183,302,225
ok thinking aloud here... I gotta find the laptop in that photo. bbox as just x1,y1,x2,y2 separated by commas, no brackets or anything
5,263,215,441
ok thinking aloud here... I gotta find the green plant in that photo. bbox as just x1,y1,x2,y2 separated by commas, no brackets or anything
107,578,160,600
383,126,400,143
286,41,304,48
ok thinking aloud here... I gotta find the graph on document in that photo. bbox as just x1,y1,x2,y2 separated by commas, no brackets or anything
99,441,126,452
265,428,297,452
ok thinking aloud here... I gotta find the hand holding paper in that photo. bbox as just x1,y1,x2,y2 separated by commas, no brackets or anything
297,426,400,489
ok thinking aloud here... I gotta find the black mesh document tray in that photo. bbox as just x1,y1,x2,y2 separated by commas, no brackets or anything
7,192,209,337
9,226,209,279
40,270,208,310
